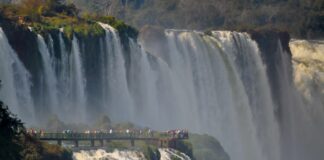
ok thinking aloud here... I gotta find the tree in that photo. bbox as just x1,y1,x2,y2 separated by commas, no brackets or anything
19,0,44,21
0,80,25,160
94,115,112,130
45,114,66,132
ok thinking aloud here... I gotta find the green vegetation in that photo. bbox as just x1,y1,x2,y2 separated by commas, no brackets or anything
20,135,72,160
171,156,182,160
173,140,193,158
0,0,138,40
143,145,160,160
97,16,139,43
190,134,230,160
0,100,24,159
72,0,324,39
0,81,72,160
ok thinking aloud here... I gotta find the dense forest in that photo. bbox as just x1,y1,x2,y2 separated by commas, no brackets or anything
69,0,324,39
1,0,323,38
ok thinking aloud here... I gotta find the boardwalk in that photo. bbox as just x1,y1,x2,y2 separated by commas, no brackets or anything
33,131,189,148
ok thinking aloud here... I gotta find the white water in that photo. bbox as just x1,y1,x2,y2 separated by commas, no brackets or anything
37,34,88,122
99,22,135,122
70,36,87,122
37,35,59,113
73,148,191,160
73,149,146,160
0,24,324,160
159,148,191,160
135,30,280,160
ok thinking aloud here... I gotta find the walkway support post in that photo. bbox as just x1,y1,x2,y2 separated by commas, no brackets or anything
74,140,79,148
100,140,104,147
131,140,135,147
58,140,62,146
91,140,95,147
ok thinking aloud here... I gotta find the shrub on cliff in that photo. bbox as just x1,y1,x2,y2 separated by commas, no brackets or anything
97,16,138,41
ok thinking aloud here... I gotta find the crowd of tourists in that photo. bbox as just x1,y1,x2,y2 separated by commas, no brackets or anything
166,129,189,139
27,129,45,136
27,128,188,139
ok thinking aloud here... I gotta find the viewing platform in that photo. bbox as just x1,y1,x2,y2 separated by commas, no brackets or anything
31,130,189,148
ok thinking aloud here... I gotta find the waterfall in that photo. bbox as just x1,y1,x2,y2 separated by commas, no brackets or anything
99,22,135,122
135,30,280,160
57,32,71,114
37,35,59,113
0,28,35,123
1,23,324,160
37,33,88,122
70,36,87,122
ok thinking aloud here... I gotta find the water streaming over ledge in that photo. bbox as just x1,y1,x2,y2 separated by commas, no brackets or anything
0,25,323,160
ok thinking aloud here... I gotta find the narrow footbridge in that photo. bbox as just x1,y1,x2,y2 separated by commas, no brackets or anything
33,132,188,148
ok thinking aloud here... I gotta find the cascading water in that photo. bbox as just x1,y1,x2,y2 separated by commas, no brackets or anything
37,35,59,113
159,148,191,160
0,28,35,123
35,33,88,122
73,148,191,160
98,22,135,122
0,23,323,160
70,36,88,122
73,149,146,160
135,30,280,160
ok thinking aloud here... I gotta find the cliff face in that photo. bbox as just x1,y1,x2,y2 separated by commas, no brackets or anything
249,31,324,160
0,20,98,115
0,20,45,108
290,39,324,107
249,30,293,119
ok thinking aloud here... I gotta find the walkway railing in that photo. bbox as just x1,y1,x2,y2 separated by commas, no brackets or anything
31,131,189,148
35,133,166,140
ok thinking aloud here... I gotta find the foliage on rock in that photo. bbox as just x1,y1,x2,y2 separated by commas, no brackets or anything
0,0,138,40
